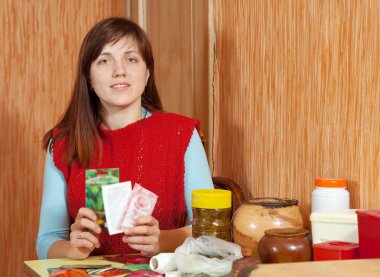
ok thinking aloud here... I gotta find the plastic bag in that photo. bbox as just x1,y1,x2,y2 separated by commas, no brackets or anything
174,236,243,276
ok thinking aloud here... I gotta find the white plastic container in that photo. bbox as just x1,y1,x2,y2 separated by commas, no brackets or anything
312,179,349,212
310,209,358,244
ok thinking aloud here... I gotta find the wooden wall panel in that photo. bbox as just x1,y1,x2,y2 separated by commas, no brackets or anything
213,0,380,221
0,1,126,275
145,0,210,155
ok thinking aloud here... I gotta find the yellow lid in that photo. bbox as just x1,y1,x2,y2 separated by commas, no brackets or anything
191,189,231,209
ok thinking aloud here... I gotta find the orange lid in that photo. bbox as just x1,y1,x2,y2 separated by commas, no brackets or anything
315,178,347,188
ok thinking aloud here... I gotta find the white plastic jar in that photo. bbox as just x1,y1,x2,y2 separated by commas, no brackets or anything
312,179,350,212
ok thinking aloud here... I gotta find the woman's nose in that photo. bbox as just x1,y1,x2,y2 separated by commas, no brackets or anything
112,61,126,77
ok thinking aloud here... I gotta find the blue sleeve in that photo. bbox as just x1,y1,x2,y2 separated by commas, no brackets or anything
184,128,214,223
36,149,70,259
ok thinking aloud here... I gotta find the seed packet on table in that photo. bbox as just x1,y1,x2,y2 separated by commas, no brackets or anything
102,181,132,235
119,184,158,228
85,168,119,228
48,265,133,277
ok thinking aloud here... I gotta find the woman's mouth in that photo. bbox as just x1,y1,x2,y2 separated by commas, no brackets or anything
111,83,130,90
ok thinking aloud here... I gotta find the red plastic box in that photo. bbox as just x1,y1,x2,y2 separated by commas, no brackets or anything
313,241,359,261
356,210,380,258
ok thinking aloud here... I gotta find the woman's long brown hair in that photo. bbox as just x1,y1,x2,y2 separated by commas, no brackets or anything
43,17,163,167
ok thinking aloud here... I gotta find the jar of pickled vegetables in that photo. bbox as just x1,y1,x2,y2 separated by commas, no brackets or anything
191,189,232,241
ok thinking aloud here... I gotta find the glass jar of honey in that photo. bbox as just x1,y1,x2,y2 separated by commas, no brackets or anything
191,189,231,241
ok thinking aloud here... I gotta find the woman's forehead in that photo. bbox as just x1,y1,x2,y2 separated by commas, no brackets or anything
102,36,139,52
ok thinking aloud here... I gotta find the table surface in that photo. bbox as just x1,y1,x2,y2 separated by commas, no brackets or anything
24,256,380,277
251,258,380,276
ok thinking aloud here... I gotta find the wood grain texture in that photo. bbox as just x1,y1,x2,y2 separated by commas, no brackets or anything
145,0,210,154
0,1,126,275
213,0,380,222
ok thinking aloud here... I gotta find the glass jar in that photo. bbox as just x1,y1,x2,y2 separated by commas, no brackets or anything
191,189,231,241
258,228,312,263
312,179,349,212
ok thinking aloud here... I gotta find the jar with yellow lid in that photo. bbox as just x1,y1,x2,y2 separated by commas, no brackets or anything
191,189,232,241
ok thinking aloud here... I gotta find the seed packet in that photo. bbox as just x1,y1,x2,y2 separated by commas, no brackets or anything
102,181,132,235
85,168,119,228
102,254,151,264
47,265,133,277
119,184,158,228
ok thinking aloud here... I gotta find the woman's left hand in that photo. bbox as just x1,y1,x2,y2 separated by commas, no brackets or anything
122,215,161,256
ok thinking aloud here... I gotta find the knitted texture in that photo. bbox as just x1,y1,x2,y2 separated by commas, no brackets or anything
52,112,200,255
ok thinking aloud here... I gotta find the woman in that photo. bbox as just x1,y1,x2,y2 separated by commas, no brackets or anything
36,17,213,260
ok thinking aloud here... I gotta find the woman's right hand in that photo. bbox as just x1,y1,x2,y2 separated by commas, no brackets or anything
66,207,102,259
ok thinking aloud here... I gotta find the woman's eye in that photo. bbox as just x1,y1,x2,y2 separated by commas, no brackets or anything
127,57,137,63
98,59,110,64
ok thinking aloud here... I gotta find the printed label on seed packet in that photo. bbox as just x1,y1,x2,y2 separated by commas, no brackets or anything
119,184,158,228
102,181,132,235
85,168,119,228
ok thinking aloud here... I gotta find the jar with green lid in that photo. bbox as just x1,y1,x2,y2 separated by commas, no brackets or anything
191,189,232,241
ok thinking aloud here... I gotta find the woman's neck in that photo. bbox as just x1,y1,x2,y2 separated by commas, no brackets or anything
100,106,143,130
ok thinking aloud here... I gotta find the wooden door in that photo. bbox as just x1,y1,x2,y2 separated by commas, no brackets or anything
130,0,212,157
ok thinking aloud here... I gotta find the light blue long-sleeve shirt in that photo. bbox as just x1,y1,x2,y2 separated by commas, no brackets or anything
36,117,213,259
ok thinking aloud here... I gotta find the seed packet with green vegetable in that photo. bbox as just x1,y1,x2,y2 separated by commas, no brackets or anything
85,168,119,228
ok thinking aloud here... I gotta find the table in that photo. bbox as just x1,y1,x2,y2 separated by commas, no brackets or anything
251,258,380,277
24,256,380,277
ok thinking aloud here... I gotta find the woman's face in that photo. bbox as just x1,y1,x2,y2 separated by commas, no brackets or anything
89,36,149,115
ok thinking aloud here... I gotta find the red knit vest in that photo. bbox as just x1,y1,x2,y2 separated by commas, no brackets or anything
52,112,200,255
